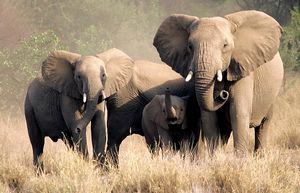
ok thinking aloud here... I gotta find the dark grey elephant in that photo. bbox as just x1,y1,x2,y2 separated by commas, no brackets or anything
142,90,189,154
106,60,199,165
25,48,134,169
153,10,284,154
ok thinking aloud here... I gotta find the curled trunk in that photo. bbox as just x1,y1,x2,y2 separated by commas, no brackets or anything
195,71,228,111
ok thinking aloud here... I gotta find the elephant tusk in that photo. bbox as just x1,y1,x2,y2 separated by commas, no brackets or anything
185,71,193,82
101,90,106,99
83,93,87,103
217,70,223,82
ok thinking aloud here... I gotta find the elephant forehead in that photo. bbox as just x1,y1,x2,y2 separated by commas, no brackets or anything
78,56,104,71
198,17,228,28
170,96,185,106
193,17,229,38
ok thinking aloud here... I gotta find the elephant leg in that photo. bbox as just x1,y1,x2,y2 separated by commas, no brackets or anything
158,127,173,154
63,133,75,150
200,110,220,153
25,104,44,172
175,131,190,158
220,128,232,145
220,120,232,145
106,140,122,166
91,101,107,165
107,116,131,166
217,104,232,145
79,127,88,158
254,106,273,151
229,75,253,155
143,120,160,156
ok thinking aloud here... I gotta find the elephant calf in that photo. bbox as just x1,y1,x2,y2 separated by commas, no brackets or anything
142,90,189,154
25,48,134,170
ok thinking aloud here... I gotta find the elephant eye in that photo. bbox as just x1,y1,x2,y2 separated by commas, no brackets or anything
180,108,183,112
162,109,166,113
77,75,81,80
223,41,228,48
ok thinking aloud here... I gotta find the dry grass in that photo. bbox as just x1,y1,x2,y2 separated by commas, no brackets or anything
0,74,300,193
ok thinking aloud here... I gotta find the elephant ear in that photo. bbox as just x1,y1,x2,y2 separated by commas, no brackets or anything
41,50,82,99
225,10,282,81
153,14,199,76
96,48,134,97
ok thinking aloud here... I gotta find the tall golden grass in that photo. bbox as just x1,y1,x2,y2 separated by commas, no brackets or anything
0,74,299,193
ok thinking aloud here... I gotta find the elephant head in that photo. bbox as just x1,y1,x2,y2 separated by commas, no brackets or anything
163,89,188,126
42,48,134,131
153,10,282,111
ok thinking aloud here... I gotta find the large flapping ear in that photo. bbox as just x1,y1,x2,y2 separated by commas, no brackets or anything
225,10,282,81
42,50,82,98
96,48,134,97
153,14,199,75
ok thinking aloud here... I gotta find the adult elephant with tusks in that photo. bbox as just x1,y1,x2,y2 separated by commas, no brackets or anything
25,48,134,170
153,10,284,154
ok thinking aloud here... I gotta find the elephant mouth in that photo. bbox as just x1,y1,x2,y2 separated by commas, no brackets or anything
168,123,183,132
167,117,178,125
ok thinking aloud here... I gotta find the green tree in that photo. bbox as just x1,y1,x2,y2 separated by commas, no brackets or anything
280,8,300,70
0,31,65,112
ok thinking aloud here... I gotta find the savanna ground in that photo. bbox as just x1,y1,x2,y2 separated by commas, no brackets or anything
0,73,300,193
1,0,300,192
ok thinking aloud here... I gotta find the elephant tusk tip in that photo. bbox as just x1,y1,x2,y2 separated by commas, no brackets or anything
185,71,193,82
83,93,87,103
101,90,106,99
217,70,223,82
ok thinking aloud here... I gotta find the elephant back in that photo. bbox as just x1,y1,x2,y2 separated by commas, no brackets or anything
132,60,193,101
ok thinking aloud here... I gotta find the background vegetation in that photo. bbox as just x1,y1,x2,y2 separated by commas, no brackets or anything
0,0,299,192
0,0,299,112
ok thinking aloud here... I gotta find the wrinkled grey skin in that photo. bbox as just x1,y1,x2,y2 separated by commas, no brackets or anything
153,10,284,154
25,48,134,169
142,92,189,154
106,60,199,165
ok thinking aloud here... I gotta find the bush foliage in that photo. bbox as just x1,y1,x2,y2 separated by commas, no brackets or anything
0,31,65,112
280,8,300,70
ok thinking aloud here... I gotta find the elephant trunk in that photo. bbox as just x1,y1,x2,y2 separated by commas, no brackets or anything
165,89,176,120
76,98,98,132
195,70,229,111
76,82,102,132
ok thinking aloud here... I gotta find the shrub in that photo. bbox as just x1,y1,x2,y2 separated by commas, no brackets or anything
280,8,300,71
0,31,65,112
73,25,112,55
